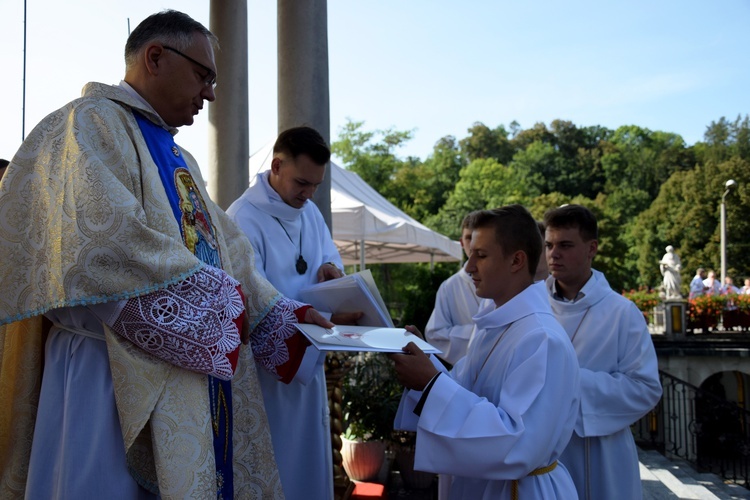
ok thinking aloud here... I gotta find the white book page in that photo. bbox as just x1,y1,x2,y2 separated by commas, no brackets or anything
295,324,441,354
298,270,393,327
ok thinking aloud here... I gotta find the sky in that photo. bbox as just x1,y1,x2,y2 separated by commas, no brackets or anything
1,1,749,174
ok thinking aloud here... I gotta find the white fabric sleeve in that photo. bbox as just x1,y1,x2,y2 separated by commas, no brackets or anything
393,355,449,431
394,389,422,431
290,310,330,384
293,349,327,385
88,265,243,380
424,281,475,365
293,311,333,385
577,303,662,437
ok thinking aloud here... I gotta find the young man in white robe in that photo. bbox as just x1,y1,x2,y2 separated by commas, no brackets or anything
227,126,357,500
390,205,581,499
544,204,663,500
0,11,334,499
424,213,481,365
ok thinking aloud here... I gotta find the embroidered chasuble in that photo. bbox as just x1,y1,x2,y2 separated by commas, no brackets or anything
134,111,234,497
0,82,285,499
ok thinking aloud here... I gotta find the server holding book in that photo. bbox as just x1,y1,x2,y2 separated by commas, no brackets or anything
228,126,359,500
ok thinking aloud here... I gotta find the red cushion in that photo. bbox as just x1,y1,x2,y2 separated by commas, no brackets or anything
351,482,387,499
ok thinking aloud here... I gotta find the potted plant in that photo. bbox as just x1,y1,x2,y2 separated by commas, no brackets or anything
392,430,436,490
341,352,402,482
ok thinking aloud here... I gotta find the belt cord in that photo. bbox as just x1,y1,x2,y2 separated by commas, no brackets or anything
511,460,558,500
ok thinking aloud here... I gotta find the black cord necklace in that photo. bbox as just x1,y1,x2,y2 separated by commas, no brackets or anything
273,217,307,274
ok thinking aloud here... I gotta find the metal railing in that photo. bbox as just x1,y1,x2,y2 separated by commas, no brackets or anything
632,370,750,487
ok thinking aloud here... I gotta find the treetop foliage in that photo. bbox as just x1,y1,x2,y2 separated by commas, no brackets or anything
332,114,750,296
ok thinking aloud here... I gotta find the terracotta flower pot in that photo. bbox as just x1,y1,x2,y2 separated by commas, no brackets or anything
395,449,435,490
341,436,386,482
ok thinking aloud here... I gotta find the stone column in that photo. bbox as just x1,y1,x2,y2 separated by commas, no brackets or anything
277,0,332,229
277,3,341,493
208,1,249,210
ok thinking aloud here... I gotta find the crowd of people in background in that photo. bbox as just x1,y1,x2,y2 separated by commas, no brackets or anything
689,267,750,299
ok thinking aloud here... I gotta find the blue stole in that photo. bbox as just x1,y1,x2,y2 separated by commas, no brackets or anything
134,112,233,499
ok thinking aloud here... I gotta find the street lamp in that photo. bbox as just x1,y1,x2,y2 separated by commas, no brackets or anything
721,179,737,284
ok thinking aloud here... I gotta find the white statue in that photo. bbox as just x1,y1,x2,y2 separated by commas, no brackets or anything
660,245,682,299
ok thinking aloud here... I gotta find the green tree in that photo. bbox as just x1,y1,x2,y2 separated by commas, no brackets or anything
459,122,515,164
390,136,466,221
696,115,750,165
632,156,750,292
426,158,538,238
511,122,555,151
511,141,572,195
506,120,610,199
332,119,414,200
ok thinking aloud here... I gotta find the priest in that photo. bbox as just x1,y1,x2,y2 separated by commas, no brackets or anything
0,10,332,499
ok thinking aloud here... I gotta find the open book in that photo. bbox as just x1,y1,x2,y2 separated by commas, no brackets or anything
297,269,394,327
296,270,441,353
294,324,441,354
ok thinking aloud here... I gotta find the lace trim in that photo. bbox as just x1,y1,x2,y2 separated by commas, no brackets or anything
111,265,243,380
250,297,306,377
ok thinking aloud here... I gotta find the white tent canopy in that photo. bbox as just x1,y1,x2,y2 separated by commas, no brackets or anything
249,143,462,267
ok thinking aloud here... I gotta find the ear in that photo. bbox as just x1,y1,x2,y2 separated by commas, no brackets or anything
588,239,599,260
144,44,164,77
270,157,282,175
510,250,527,274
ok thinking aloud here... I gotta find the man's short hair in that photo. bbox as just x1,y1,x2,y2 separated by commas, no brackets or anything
273,126,331,166
461,212,476,231
543,204,598,242
536,220,545,239
468,204,541,277
696,267,705,275
125,10,217,70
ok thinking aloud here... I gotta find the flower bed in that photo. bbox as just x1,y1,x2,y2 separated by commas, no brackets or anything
687,295,726,332
721,293,750,330
623,288,750,332
622,287,660,324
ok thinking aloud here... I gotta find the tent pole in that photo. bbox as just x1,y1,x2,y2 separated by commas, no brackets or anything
360,239,365,271
430,253,435,272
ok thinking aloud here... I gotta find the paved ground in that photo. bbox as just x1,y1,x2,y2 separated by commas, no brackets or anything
360,448,750,499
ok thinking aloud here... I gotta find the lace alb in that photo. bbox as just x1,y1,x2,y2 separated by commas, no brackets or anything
111,265,243,380
251,296,307,377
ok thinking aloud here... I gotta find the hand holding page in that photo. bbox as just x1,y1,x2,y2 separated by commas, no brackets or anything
294,324,442,354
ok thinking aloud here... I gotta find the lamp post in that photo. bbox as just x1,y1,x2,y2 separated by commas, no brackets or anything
721,179,737,284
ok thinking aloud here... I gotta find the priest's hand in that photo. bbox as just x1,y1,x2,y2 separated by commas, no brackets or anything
304,307,335,328
331,311,364,325
317,262,344,282
389,342,438,391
